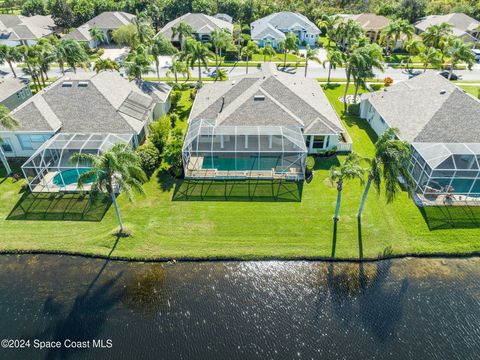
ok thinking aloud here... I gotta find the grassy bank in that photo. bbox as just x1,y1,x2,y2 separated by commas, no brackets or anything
1,84,480,261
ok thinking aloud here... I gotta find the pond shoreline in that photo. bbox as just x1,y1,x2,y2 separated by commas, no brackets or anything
0,249,479,263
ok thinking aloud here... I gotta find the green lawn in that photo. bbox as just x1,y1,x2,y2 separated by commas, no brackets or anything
1,84,480,260
459,85,480,98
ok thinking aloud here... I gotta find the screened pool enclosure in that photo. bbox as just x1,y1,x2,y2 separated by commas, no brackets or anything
22,133,133,192
410,143,480,199
182,120,308,181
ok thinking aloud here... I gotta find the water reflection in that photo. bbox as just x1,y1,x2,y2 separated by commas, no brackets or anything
0,256,478,360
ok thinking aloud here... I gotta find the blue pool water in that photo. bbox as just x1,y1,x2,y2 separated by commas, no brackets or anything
53,168,92,186
202,156,281,171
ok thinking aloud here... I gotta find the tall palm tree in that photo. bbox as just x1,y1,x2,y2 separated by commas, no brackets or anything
133,12,155,46
0,45,21,77
183,39,211,83
172,21,193,51
445,37,476,80
322,46,344,84
125,46,151,80
71,143,146,234
34,39,55,85
357,128,413,221
329,152,366,222
404,38,424,70
166,57,190,83
316,14,341,47
278,32,298,68
59,39,88,74
211,29,232,72
0,104,18,175
262,43,276,62
421,23,453,50
380,19,415,54
149,34,177,81
89,27,106,47
241,40,258,74
335,19,364,51
94,58,119,73
419,46,442,72
304,44,317,77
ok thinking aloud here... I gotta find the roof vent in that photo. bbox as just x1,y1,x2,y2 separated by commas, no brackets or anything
78,81,89,87
62,81,73,87
440,89,446,94
231,80,236,85
254,95,265,101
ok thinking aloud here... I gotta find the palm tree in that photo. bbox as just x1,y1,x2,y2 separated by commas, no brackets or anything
241,40,258,74
380,19,415,55
172,21,193,51
183,39,211,83
357,128,413,221
419,46,442,72
149,34,177,82
316,14,341,47
166,58,189,83
445,37,476,80
404,38,424,70
278,32,298,68
125,46,151,80
34,39,55,85
133,13,155,46
262,43,276,62
94,58,119,73
211,29,231,72
59,39,88,74
0,45,21,77
212,68,228,81
322,46,344,84
19,47,42,92
329,152,366,222
89,27,106,47
335,19,364,51
70,143,146,234
0,104,18,175
304,45,317,77
421,23,453,50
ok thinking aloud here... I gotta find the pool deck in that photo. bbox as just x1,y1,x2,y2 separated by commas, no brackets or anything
31,171,92,193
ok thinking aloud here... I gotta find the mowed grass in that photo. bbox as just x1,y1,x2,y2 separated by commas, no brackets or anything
459,85,480,98
1,84,480,260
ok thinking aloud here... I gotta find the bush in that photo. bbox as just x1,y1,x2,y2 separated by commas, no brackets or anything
306,156,315,174
384,77,394,87
169,113,179,127
163,129,184,178
169,90,182,110
190,88,197,101
96,48,105,57
136,143,160,177
348,103,360,116
148,116,171,153
224,49,239,62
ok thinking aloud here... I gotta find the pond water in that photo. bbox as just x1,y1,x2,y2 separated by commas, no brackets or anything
0,255,479,360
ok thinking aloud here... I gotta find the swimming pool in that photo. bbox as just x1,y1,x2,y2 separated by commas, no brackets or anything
201,156,282,171
52,168,92,186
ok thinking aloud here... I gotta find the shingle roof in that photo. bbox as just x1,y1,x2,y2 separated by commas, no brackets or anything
349,13,390,31
189,63,345,135
64,12,135,42
361,72,480,143
415,13,479,40
158,13,233,41
0,15,54,41
251,12,320,40
2,72,171,133
0,78,29,102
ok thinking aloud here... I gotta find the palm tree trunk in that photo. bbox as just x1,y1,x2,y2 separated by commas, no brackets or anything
246,59,249,74
59,61,65,75
448,61,454,80
174,70,178,83
110,191,124,232
0,146,11,175
333,181,342,222
353,80,360,103
343,70,350,111
7,61,16,78
155,60,160,82
357,176,372,220
198,61,201,82
39,70,46,86
215,50,219,73
283,50,287,68
304,59,308,77
327,63,332,84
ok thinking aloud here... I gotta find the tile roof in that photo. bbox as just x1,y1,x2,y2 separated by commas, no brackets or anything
189,63,345,135
158,13,233,41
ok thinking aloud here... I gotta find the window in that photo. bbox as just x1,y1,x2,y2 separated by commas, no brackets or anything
305,136,311,149
0,138,13,153
17,134,50,150
312,135,325,149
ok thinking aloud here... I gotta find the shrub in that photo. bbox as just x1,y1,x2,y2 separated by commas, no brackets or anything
148,115,171,153
241,24,250,34
136,143,160,177
190,88,197,101
348,103,360,116
96,48,105,57
306,156,315,174
169,113,179,127
224,49,238,62
163,129,184,177
169,90,182,110
384,77,394,87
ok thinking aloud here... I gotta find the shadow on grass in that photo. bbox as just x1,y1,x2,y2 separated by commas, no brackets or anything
419,205,480,230
7,192,111,221
172,178,303,202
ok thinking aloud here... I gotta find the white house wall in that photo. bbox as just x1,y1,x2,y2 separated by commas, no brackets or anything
0,132,54,158
359,99,389,136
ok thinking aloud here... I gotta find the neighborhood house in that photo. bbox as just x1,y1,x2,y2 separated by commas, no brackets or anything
359,73,480,201
0,14,55,47
182,64,350,181
415,13,480,43
251,12,320,48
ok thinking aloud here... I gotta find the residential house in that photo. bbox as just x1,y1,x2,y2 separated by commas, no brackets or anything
182,64,350,181
214,13,233,23
0,71,171,159
0,15,55,46
0,78,32,110
251,12,320,48
64,11,135,48
157,13,233,45
415,13,480,44
359,73,480,200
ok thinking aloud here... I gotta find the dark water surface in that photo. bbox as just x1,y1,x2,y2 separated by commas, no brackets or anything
0,255,479,360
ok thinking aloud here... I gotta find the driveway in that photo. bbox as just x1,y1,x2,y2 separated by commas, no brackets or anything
100,46,129,62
